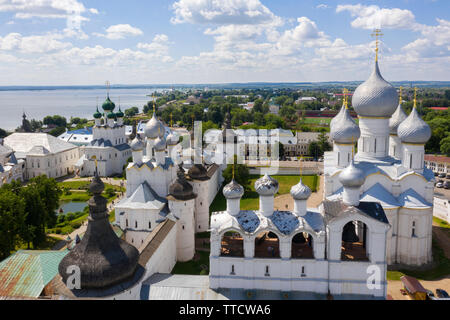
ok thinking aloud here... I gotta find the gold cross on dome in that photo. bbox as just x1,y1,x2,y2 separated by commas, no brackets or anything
371,29,383,62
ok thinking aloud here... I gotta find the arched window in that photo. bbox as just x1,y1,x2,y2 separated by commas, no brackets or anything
291,232,314,259
254,231,280,258
221,231,244,258
341,221,369,262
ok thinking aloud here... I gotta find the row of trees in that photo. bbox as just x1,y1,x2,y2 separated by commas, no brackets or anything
0,176,61,260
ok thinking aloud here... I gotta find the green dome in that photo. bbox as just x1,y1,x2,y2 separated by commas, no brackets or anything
107,111,116,119
102,96,115,112
93,107,102,119
116,107,124,118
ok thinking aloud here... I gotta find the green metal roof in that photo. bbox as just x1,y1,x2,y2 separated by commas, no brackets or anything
0,250,69,298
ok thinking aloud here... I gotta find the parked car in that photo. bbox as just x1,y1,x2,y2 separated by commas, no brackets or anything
436,182,444,188
426,290,436,300
436,289,449,298
444,181,450,190
434,172,439,176
438,173,446,178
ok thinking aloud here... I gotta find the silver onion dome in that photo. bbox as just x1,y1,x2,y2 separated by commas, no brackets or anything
389,102,407,135
290,178,312,201
153,135,167,152
397,108,431,144
144,113,165,139
130,136,144,152
223,179,244,199
330,104,345,129
352,62,398,118
339,161,366,188
166,131,179,146
255,174,279,196
330,108,361,144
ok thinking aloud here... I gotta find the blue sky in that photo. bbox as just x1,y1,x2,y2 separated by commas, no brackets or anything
0,0,448,85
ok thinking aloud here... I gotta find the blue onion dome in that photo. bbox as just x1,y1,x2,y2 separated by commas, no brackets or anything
144,113,165,139
290,178,312,201
102,96,115,112
107,111,115,119
389,102,407,135
339,160,365,188
330,103,345,129
255,174,279,196
166,131,179,146
116,107,124,118
223,179,244,199
330,108,361,144
130,136,144,152
352,62,398,118
93,107,102,119
397,107,431,144
153,135,166,152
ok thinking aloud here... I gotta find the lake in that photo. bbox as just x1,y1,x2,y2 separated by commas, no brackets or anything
0,87,166,130
58,201,88,215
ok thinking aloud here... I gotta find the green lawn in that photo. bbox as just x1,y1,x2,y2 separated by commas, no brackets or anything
210,175,318,213
433,217,450,229
172,250,210,275
16,235,61,251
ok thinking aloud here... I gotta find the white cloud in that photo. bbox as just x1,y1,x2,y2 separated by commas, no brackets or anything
137,34,173,62
171,0,279,25
94,24,143,40
0,32,72,53
402,18,450,58
336,4,417,30
316,4,329,10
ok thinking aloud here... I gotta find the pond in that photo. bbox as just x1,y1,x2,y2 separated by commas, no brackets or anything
58,201,88,215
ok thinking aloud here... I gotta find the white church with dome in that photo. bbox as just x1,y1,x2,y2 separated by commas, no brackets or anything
324,57,434,266
114,110,223,257
76,95,132,177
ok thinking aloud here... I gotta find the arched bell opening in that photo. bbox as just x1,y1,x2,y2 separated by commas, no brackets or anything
254,231,280,258
291,232,314,259
221,231,244,258
341,221,369,262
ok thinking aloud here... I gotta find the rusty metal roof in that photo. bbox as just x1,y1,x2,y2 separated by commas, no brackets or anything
401,276,427,294
0,250,68,299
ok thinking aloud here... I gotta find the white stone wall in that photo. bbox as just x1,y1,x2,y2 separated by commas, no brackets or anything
126,161,176,198
26,147,79,179
434,197,450,223
192,180,210,233
357,118,390,159
170,199,196,262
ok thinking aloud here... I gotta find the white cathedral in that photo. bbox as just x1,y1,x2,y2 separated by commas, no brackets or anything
76,96,132,177
323,61,433,266
114,110,222,261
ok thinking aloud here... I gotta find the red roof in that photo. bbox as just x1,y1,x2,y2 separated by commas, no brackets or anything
429,107,448,111
425,154,450,164
401,276,427,294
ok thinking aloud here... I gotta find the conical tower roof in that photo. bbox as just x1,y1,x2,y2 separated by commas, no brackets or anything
58,168,139,289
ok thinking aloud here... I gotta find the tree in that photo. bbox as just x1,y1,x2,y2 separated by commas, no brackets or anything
125,107,139,117
0,188,25,260
49,127,66,137
274,142,285,160
308,141,322,159
0,128,7,138
222,156,250,189
43,115,67,128
440,135,450,156
318,132,332,154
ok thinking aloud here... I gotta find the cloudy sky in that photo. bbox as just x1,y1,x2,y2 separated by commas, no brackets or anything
0,0,448,85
